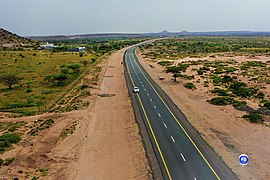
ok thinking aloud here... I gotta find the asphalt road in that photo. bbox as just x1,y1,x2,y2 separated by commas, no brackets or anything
124,47,237,180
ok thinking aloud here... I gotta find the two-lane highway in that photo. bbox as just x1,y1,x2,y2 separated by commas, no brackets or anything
124,47,236,180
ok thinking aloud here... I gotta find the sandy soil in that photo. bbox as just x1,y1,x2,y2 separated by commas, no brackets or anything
137,50,270,180
0,48,151,179
74,48,151,180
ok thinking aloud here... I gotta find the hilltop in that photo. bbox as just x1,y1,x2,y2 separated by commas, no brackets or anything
0,28,37,48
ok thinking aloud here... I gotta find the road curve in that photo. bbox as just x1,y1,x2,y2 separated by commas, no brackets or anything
124,46,237,180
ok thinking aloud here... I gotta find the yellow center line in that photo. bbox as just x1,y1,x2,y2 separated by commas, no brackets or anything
131,48,221,180
125,50,172,180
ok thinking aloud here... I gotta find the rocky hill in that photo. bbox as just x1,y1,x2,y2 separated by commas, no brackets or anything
0,28,37,47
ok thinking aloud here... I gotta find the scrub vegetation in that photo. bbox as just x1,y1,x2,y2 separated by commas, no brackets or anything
0,38,147,117
141,37,270,124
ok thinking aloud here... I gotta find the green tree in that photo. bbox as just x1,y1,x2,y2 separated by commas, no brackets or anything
44,74,67,86
0,74,22,89
172,73,181,82
67,64,81,74
81,60,89,67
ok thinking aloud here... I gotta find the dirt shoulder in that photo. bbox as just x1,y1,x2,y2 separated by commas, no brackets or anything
136,50,270,180
0,48,151,180
74,48,151,179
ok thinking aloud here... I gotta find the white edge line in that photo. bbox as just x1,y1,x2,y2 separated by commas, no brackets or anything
158,113,161,117
171,136,175,142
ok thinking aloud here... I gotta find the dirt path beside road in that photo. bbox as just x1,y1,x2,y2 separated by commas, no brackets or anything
74,48,151,179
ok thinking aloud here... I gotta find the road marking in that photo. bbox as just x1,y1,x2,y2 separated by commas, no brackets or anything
142,84,144,87
144,88,146,91
150,98,152,101
181,153,186,162
171,136,175,142
158,113,161,117
130,49,220,180
140,81,142,84
154,105,156,108
147,93,149,96
126,51,172,180
194,178,197,180
163,123,167,128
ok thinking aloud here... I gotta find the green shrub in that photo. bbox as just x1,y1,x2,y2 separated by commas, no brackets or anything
263,101,270,109
0,133,21,146
80,84,89,89
22,111,36,116
243,111,263,123
208,97,234,106
211,75,221,86
61,68,69,74
197,69,205,75
178,74,194,80
232,100,247,108
67,64,80,70
3,157,15,166
221,75,234,84
0,158,3,166
158,61,173,66
26,88,33,93
224,67,237,72
41,90,54,94
39,168,49,176
256,91,265,99
44,74,68,86
240,61,266,70
184,82,196,90
208,97,246,107
166,66,180,73
210,88,229,96
234,87,256,98
214,67,225,74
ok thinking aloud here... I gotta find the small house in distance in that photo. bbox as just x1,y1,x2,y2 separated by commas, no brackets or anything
68,46,86,52
40,42,55,49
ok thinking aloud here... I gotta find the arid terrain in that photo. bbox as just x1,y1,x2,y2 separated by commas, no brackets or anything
136,48,270,179
0,47,151,179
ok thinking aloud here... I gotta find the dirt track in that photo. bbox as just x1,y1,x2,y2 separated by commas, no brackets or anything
74,48,151,179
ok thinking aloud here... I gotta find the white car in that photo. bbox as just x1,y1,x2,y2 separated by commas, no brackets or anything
133,87,140,93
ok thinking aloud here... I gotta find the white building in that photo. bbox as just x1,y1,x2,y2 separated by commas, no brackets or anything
40,42,55,49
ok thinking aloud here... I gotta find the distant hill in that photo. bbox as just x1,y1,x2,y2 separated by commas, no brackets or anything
27,30,270,42
28,33,142,41
0,28,36,47
145,30,270,37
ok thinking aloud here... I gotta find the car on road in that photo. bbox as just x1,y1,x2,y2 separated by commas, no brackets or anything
133,87,140,93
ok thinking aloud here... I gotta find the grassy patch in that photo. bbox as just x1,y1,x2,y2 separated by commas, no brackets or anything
0,50,94,115
39,168,49,176
28,119,54,136
208,97,246,107
243,111,263,123
0,121,27,133
157,61,173,66
210,88,229,96
183,82,196,90
0,133,21,153
60,122,77,139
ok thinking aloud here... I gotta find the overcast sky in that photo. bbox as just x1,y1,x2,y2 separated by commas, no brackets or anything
0,0,270,36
